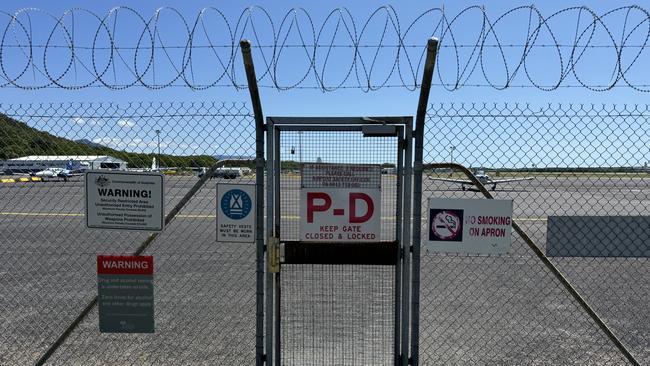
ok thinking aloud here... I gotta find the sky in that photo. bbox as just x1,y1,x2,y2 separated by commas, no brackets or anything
1,1,649,167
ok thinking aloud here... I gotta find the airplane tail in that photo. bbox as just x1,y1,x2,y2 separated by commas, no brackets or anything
66,159,74,170
151,157,157,171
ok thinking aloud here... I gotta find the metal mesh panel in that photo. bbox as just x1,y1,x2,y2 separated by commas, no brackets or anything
0,102,257,365
279,130,399,242
418,103,649,365
277,129,400,365
281,264,394,366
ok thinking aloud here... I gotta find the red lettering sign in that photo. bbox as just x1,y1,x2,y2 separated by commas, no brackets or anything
97,255,154,275
307,192,375,223
301,188,381,243
349,192,374,223
307,192,332,223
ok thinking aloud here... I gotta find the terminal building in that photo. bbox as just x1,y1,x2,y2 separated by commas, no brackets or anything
1,155,128,174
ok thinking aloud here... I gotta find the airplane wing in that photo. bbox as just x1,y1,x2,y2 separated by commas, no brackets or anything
490,177,534,185
59,171,84,177
428,177,473,185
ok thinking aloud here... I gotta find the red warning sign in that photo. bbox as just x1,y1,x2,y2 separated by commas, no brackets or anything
97,255,153,275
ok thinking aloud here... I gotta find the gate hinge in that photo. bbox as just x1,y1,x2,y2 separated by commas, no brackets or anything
267,236,280,273
408,356,414,365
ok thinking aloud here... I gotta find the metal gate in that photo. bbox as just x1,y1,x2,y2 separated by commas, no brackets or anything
263,117,413,365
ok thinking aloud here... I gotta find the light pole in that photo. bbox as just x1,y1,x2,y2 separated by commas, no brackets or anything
155,129,161,168
299,131,303,163
449,145,456,177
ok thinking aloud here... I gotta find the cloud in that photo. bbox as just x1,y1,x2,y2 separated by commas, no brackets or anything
116,119,135,128
92,137,169,150
71,117,102,126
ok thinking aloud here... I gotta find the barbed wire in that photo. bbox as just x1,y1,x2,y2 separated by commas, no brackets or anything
1,5,649,91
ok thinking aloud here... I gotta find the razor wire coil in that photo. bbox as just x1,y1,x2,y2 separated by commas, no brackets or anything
1,5,650,91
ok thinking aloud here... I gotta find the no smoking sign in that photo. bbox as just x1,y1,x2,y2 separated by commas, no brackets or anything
430,209,464,241
427,198,513,254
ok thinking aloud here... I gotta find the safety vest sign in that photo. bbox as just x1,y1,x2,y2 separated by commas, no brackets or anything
217,183,256,243
300,163,381,242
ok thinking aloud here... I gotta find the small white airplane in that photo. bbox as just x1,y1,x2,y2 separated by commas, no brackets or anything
430,170,534,191
31,160,87,182
131,158,159,172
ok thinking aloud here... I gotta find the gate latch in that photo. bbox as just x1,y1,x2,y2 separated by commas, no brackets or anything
267,236,280,273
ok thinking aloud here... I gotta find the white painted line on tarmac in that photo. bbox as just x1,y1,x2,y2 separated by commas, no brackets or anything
0,211,549,223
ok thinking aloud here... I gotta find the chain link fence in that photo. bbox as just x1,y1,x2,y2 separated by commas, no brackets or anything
0,102,648,364
0,102,257,365
419,103,649,365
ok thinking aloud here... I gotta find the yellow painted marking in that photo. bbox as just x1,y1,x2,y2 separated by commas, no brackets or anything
177,214,215,219
0,212,83,217
0,177,42,183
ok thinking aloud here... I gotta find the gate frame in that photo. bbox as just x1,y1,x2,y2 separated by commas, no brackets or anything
265,116,413,366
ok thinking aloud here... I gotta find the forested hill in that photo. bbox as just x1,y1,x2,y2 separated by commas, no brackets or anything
0,114,216,168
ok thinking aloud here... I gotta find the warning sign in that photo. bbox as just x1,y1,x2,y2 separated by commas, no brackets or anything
426,198,512,254
86,171,164,232
300,163,381,242
217,184,255,243
97,255,154,333
301,163,381,189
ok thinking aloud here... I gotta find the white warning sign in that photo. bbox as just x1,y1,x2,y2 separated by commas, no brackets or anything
86,171,164,232
426,198,513,254
217,184,256,243
300,163,381,242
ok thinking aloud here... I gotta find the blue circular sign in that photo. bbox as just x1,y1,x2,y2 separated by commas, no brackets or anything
221,189,252,220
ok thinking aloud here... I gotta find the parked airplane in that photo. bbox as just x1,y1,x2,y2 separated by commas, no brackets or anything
130,158,159,173
30,160,87,182
430,170,534,191
198,167,243,179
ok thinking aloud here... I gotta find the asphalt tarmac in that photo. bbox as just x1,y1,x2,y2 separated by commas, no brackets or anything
0,174,648,365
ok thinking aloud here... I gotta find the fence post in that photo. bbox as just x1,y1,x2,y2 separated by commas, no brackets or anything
411,37,439,366
240,39,267,366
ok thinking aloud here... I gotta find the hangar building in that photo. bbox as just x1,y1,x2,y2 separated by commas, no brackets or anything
1,155,128,174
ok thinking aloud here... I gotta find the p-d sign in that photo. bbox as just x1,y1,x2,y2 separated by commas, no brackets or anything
300,163,381,242
300,188,380,242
